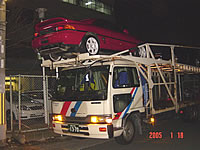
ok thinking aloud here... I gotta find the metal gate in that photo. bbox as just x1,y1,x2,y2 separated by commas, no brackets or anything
6,75,55,133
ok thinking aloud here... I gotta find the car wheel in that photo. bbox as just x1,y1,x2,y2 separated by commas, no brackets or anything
138,46,147,57
84,36,100,55
115,118,135,145
49,53,62,61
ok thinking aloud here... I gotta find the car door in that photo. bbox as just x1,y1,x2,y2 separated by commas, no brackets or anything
110,29,139,51
111,66,142,128
89,20,112,50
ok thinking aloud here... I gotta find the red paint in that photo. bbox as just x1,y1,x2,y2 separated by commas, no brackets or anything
32,17,141,53
130,87,136,95
113,112,122,120
60,101,72,116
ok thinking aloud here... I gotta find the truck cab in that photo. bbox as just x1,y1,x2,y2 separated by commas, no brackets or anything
51,59,145,142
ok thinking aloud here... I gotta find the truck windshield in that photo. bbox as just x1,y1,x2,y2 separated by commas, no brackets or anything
53,65,110,101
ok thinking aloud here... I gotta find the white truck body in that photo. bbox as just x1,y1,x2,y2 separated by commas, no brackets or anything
42,43,200,143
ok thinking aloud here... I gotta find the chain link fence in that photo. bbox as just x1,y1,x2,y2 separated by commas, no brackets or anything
6,75,56,133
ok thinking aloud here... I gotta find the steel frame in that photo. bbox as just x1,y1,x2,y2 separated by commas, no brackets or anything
42,43,200,118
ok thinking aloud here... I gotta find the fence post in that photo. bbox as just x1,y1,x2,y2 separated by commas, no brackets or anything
46,76,50,127
9,76,13,132
43,67,48,124
18,75,21,132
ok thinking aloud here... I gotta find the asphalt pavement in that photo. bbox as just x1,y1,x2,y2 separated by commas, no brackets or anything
1,117,200,150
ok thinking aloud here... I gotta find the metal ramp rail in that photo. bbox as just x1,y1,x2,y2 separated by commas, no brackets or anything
41,43,200,118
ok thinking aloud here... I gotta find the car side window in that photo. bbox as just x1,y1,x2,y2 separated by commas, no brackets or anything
113,67,139,88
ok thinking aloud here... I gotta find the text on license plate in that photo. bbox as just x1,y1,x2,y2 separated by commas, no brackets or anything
68,124,80,133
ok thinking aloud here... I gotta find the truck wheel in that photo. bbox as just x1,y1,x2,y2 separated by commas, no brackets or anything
82,36,100,55
189,106,199,121
180,106,199,122
115,118,135,145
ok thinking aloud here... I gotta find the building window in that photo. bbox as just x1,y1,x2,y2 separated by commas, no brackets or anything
62,0,112,15
62,0,77,5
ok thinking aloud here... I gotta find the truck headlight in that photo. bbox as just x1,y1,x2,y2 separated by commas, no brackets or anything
91,116,98,123
90,116,112,124
105,118,112,124
52,114,66,122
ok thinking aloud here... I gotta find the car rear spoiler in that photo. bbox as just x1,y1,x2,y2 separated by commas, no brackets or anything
35,17,79,30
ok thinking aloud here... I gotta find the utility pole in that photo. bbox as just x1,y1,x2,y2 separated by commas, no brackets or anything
0,0,6,143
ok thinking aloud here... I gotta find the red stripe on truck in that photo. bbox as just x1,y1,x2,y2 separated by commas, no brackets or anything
113,112,122,120
60,101,72,116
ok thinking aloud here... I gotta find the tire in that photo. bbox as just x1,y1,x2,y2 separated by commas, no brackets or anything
138,46,147,58
49,53,62,61
82,36,100,55
115,118,135,145
189,106,199,121
180,106,199,122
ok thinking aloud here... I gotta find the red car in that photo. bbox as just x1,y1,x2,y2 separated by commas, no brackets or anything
32,17,141,61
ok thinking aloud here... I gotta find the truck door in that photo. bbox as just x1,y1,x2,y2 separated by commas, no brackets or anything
111,67,140,128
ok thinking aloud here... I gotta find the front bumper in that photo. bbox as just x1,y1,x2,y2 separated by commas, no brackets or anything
20,110,45,120
52,121,113,139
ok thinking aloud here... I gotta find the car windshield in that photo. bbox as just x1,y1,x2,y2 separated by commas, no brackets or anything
53,65,110,101
6,92,35,102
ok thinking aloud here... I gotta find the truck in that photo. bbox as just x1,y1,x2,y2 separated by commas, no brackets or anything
41,43,200,144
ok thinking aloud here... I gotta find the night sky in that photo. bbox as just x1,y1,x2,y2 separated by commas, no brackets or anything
114,0,200,46
5,0,200,74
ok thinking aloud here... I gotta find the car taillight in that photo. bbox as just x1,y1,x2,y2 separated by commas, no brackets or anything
64,25,75,30
34,32,39,37
56,25,75,31
57,26,64,31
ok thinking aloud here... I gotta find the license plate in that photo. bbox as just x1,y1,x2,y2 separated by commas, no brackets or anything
68,124,80,133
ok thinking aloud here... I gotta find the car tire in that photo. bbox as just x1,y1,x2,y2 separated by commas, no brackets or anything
49,53,62,61
115,118,135,145
82,36,100,55
180,106,199,122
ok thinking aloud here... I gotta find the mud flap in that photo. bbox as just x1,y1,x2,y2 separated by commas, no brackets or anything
107,124,114,138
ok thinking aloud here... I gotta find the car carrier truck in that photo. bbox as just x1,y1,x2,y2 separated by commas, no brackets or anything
41,43,200,144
